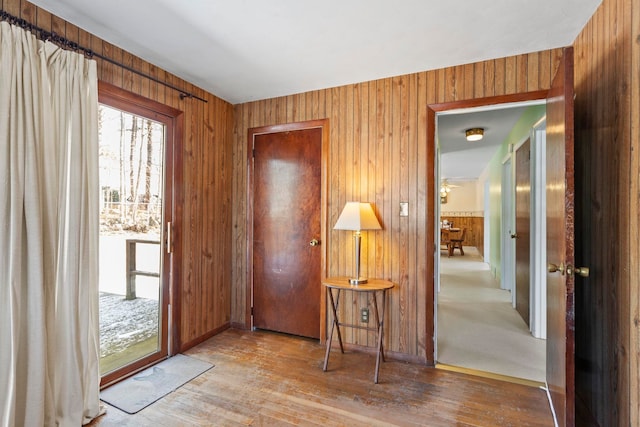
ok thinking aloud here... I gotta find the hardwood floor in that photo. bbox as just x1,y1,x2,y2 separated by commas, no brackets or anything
90,328,554,426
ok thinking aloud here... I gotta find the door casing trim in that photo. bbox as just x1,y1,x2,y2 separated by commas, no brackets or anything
427,90,548,364
97,81,184,387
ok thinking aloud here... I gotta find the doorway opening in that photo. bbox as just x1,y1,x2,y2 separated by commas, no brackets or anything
434,98,547,384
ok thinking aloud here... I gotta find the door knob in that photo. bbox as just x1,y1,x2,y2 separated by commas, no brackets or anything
510,233,519,239
566,264,590,277
548,262,565,275
309,239,320,247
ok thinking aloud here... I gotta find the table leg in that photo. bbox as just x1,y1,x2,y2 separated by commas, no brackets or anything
372,291,386,360
332,289,344,352
323,288,343,372
373,290,387,384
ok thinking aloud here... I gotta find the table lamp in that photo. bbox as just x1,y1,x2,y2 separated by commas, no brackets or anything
333,202,382,284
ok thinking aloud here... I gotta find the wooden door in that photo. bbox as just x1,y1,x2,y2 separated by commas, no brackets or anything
515,138,531,326
252,127,322,339
545,47,575,426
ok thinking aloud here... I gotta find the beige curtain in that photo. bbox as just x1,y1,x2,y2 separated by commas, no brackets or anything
0,21,103,426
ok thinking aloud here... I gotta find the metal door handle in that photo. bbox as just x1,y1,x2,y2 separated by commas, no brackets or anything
309,239,320,247
548,262,565,275
549,262,589,277
510,233,519,239
567,264,590,277
166,222,172,253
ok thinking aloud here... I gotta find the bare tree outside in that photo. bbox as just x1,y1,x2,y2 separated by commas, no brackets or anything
119,112,125,222
144,119,153,209
100,107,164,234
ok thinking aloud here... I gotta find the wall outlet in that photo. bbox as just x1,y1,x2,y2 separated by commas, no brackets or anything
361,308,369,323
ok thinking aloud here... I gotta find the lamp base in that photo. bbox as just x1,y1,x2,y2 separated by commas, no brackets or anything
349,277,368,285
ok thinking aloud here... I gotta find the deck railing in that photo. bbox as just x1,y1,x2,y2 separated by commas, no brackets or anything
125,239,160,300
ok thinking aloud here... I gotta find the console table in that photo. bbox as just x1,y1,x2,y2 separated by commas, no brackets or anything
322,277,394,383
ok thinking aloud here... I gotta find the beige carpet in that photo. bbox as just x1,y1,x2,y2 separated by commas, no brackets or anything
437,247,546,383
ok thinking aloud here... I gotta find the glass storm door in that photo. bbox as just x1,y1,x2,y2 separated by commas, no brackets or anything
97,101,170,383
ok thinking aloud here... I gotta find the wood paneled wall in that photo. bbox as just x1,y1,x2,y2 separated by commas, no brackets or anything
233,50,563,361
440,216,484,255
573,0,639,425
2,0,235,350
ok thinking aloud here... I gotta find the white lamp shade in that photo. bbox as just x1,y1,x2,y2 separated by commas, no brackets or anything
333,202,382,231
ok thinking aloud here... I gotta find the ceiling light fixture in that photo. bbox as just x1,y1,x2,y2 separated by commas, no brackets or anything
465,127,484,142
440,179,458,197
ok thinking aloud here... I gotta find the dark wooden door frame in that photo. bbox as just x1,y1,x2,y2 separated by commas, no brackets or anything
98,81,184,386
246,119,329,341
426,90,548,365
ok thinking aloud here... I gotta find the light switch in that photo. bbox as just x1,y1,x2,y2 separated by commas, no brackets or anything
400,202,409,217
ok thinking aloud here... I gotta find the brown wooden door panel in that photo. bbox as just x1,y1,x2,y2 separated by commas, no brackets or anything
546,47,575,427
515,138,531,327
253,128,322,339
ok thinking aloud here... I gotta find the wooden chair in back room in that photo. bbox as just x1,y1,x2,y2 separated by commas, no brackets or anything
449,228,466,256
440,229,452,257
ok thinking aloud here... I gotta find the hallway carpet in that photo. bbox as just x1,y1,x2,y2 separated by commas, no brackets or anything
437,247,546,383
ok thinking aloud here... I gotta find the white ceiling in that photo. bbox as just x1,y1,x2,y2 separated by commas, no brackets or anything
438,102,543,180
26,0,599,180
29,0,600,105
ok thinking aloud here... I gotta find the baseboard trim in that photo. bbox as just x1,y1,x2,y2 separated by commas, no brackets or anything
436,363,546,388
180,323,230,352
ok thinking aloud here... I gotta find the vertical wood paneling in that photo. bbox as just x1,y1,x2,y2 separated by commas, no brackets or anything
494,57,506,96
4,0,235,351
539,50,551,90
232,48,562,362
231,103,247,328
631,0,640,422
407,73,418,354
367,82,379,346
505,56,517,94
516,54,528,93
19,0,33,22
3,0,17,17
351,83,363,345
473,62,483,98
417,71,429,355
463,63,474,99
527,52,539,90
122,50,134,92
435,68,445,103
573,0,639,425
440,216,484,254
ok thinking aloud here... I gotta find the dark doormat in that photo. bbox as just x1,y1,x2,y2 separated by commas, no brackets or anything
100,354,214,414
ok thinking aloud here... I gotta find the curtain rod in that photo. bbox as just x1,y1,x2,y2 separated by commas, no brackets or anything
0,10,208,103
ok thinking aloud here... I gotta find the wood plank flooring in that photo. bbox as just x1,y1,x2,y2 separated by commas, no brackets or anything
89,328,554,426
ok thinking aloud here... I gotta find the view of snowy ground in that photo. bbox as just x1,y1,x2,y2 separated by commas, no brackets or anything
99,231,161,359
99,292,158,358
